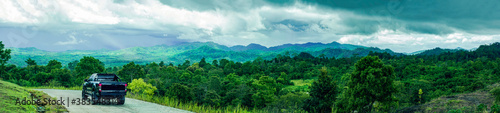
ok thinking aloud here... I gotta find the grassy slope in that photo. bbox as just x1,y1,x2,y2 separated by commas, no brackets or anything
0,79,35,112
399,83,498,112
0,80,68,113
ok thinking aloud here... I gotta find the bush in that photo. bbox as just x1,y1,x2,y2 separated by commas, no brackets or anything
166,83,193,102
128,78,157,97
492,104,500,113
491,87,500,104
477,103,486,112
447,109,461,113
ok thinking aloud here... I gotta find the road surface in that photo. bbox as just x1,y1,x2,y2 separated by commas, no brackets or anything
36,89,191,113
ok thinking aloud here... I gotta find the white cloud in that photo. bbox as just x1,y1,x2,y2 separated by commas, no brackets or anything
56,35,86,45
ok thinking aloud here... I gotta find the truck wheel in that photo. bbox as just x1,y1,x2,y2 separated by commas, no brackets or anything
117,96,125,105
82,88,88,100
91,91,99,105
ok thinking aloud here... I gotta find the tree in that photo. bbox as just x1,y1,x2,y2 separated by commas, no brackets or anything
50,69,72,87
159,61,165,67
117,62,145,83
25,58,37,66
75,56,104,83
199,57,207,68
67,60,79,70
128,78,157,97
303,67,338,113
46,59,62,72
252,76,278,108
212,60,219,67
180,60,191,69
0,41,11,77
166,83,194,102
336,56,397,112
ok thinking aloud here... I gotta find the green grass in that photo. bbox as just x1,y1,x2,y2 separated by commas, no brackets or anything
0,80,68,113
0,80,36,112
283,79,315,92
126,94,262,113
27,86,81,90
291,79,314,86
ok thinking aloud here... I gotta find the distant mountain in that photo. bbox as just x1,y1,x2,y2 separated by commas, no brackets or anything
414,47,467,56
230,43,267,51
230,42,363,52
6,41,397,67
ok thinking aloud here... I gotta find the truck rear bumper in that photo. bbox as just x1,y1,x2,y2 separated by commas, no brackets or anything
100,90,126,97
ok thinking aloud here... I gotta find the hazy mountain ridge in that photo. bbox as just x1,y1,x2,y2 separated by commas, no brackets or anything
414,47,468,56
6,41,412,67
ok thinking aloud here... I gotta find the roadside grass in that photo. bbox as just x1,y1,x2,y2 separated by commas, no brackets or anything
126,94,261,113
0,80,68,113
27,86,81,90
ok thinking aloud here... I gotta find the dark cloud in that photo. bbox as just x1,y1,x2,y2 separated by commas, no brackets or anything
262,0,500,35
1,0,499,53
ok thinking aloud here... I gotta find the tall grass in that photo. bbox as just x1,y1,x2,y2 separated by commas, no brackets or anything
126,94,262,113
27,86,81,90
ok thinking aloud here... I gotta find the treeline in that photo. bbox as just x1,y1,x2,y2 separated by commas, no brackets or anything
1,41,500,112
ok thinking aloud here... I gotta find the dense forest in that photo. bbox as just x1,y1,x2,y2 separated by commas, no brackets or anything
1,41,500,112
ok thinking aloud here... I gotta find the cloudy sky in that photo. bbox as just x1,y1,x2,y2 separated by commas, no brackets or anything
1,0,499,53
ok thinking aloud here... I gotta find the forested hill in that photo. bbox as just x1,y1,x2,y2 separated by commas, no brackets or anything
2,42,500,112
7,41,399,67
414,47,467,56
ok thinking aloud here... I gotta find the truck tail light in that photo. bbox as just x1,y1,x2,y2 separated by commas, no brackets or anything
124,84,127,92
99,83,102,92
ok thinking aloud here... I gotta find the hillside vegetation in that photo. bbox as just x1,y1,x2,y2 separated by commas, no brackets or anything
0,80,67,113
1,41,500,112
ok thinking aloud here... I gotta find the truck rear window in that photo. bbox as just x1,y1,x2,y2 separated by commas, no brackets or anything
97,75,119,81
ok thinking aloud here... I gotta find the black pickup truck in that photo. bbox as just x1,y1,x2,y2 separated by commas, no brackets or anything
82,73,127,105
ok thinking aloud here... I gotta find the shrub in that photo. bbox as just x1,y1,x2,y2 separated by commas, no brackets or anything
491,87,500,104
128,78,157,97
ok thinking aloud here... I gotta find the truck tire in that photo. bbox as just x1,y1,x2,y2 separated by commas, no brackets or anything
82,88,88,100
117,96,125,105
91,91,99,105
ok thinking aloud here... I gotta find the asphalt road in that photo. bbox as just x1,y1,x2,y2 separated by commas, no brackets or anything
36,89,191,113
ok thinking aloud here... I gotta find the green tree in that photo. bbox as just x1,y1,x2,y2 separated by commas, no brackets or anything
203,90,222,107
75,56,104,83
166,83,194,102
212,60,219,67
25,58,37,66
0,41,11,77
336,56,397,112
159,61,165,67
304,67,338,113
128,78,157,97
117,62,145,83
252,76,278,108
46,59,62,72
50,69,72,87
67,60,79,70
199,57,207,68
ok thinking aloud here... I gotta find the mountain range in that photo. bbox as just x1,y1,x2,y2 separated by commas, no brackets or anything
6,41,466,67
